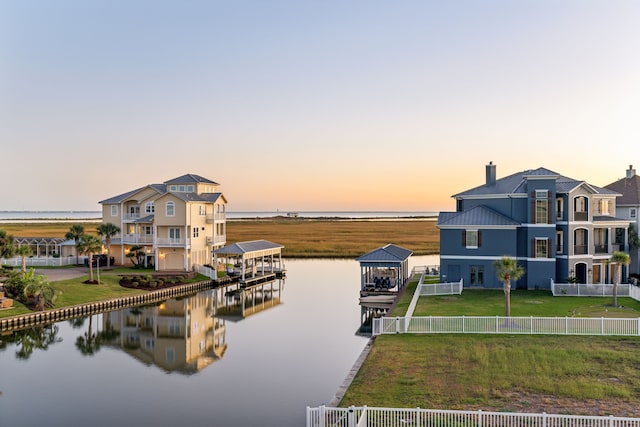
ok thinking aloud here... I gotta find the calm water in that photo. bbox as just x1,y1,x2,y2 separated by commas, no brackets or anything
0,256,438,427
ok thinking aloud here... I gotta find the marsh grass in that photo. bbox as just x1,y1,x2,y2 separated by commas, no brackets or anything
0,219,439,258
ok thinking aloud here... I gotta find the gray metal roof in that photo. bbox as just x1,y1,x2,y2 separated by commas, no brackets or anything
356,244,413,263
605,175,640,205
99,176,224,205
164,174,219,185
437,205,520,227
454,167,620,198
214,240,283,255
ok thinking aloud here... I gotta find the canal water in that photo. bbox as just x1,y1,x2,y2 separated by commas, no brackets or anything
0,255,437,427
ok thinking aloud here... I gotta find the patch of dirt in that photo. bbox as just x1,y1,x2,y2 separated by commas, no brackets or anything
460,391,640,417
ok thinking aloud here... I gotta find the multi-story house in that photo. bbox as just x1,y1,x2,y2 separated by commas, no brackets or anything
437,163,630,290
99,174,227,271
605,165,640,275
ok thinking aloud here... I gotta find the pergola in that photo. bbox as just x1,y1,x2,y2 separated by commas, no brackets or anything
213,240,284,282
356,244,413,292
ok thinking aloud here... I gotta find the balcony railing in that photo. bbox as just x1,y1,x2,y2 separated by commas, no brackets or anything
574,211,588,221
574,244,588,255
205,213,226,223
123,213,142,221
594,244,608,254
122,234,155,244
156,238,189,246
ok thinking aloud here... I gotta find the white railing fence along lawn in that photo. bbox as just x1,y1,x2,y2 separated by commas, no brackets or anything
2,256,88,268
192,264,217,279
373,316,640,336
306,406,640,427
551,279,631,297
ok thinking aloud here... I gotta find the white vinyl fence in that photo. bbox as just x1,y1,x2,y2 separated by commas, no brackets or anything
192,264,217,279
1,256,88,268
551,280,631,297
373,316,640,336
306,406,640,427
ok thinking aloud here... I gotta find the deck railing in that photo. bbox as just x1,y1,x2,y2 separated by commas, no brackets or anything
373,315,640,336
306,406,640,427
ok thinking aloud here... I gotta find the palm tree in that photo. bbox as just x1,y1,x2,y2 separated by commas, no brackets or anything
16,245,33,272
21,268,60,310
0,228,15,264
65,224,85,265
494,256,525,317
77,234,103,284
610,251,631,308
96,223,120,270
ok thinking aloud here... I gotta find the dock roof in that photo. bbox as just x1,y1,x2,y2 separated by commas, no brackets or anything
356,244,413,263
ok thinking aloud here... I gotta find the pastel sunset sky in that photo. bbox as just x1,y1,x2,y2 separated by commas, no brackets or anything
2,1,639,212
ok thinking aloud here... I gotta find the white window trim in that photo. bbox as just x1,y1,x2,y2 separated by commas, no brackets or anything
466,230,478,249
166,201,175,217
111,205,118,216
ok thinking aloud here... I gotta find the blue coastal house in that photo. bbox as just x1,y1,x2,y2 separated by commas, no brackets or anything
437,163,631,290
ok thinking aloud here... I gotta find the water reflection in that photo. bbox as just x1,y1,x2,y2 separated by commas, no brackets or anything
0,324,61,359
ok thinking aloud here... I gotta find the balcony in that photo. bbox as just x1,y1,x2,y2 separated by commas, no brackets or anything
123,213,142,221
574,245,588,255
206,235,226,245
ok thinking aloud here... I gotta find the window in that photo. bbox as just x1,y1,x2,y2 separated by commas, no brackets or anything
535,238,549,258
145,202,154,214
169,185,177,191
193,227,199,238
169,228,181,242
144,338,154,350
144,226,153,235
556,198,563,220
187,185,194,192
169,321,181,336
534,190,549,224
631,208,637,219
179,185,185,192
166,201,175,216
463,230,480,248
111,205,118,216
470,266,484,285
556,231,563,254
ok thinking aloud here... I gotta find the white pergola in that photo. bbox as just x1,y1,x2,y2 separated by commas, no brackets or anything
213,240,284,281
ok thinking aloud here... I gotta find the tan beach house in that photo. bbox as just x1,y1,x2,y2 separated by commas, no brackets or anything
99,174,227,271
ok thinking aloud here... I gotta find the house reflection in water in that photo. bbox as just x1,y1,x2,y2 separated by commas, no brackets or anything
101,279,284,373
102,291,227,374
213,279,284,320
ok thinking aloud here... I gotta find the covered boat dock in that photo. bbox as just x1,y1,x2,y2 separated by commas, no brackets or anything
213,240,285,285
356,244,413,294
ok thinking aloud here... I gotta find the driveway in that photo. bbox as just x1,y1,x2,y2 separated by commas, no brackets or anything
35,267,87,282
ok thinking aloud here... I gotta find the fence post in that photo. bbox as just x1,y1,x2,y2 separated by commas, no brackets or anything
609,414,614,427
530,316,533,333
416,407,421,427
496,316,499,333
348,405,355,427
565,317,568,335
602,317,605,335
319,405,326,427
396,317,400,334
542,412,547,427
462,315,465,333
478,409,483,427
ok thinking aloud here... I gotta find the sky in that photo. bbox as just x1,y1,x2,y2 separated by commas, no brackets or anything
1,0,639,213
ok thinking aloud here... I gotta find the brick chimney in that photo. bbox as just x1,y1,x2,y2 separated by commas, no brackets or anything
627,165,636,179
486,161,496,186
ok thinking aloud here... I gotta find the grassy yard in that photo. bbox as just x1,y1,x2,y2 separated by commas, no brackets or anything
0,268,206,318
345,280,640,416
339,334,640,416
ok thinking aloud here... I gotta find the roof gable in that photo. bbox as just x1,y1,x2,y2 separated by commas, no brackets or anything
605,175,640,205
356,244,413,263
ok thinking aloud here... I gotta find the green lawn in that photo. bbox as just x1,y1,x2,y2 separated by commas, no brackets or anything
0,268,208,319
390,279,640,318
